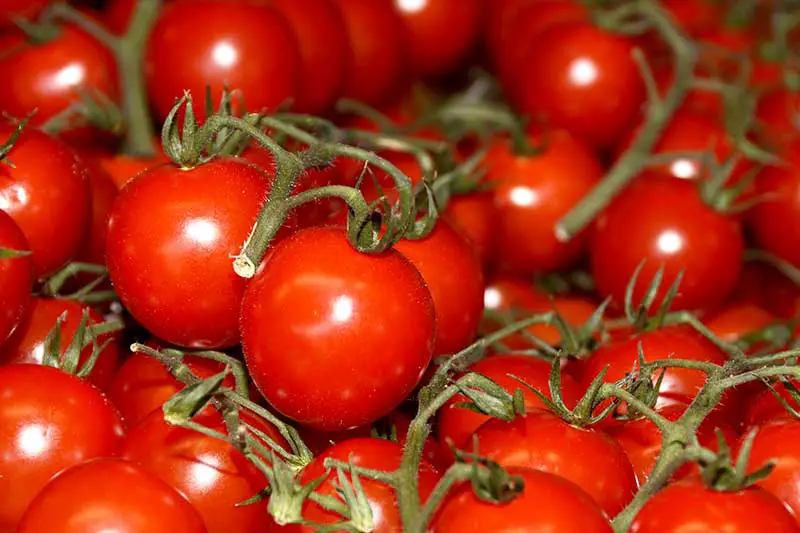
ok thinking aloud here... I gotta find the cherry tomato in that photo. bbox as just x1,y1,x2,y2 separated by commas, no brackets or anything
0,297,122,391
0,210,31,345
590,175,744,312
75,157,118,267
94,148,170,190
441,191,496,269
756,88,800,151
0,124,91,279
0,364,124,531
630,477,799,533
393,0,482,78
432,467,613,533
511,21,645,149
0,0,54,28
746,418,800,523
106,158,284,349
17,458,207,533
744,380,800,428
394,220,484,356
437,354,583,458
241,226,435,431
661,0,724,35
386,409,448,471
705,303,777,346
485,129,604,275
472,410,638,516
145,0,301,122
123,408,285,533
333,0,411,108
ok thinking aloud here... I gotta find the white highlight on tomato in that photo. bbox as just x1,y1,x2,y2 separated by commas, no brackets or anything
395,0,427,14
509,186,538,207
484,287,501,310
188,453,222,490
568,58,599,87
54,63,85,88
332,295,354,323
17,424,49,457
657,230,684,254
185,218,220,246
670,159,698,179
212,42,238,68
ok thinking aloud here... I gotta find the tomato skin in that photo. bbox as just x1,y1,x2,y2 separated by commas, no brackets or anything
630,477,799,533
76,158,118,267
0,364,125,531
241,226,435,431
437,354,583,459
17,458,207,533
0,297,122,390
123,409,285,533
441,192,496,269
511,21,645,149
284,438,439,532
756,88,800,151
704,303,777,347
394,221,484,356
432,467,613,533
746,418,800,523
333,0,411,108
106,158,282,350
0,210,31,345
744,381,800,428
0,125,91,279
590,176,744,313
145,0,301,122
94,149,170,190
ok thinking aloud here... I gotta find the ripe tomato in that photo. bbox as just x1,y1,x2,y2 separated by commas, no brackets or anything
333,0,411,108
432,467,613,533
441,191,496,269
392,0,482,77
630,477,799,533
0,297,122,390
0,210,31,345
590,175,744,312
756,88,800,151
472,410,638,516
0,364,124,531
746,418,800,522
0,124,91,279
285,438,439,532
744,381,800,428
660,0,724,35
75,158,118,267
437,354,583,459
394,220,484,356
485,129,604,275
123,408,285,533
241,226,435,431
94,149,170,190
106,158,284,349
145,0,301,122
705,303,777,347
17,458,207,533
510,21,645,149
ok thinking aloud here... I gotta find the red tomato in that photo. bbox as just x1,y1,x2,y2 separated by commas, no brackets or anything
333,0,411,108
392,0,482,77
0,210,31,345
0,364,124,531
437,354,583,458
106,158,284,349
705,303,777,346
75,158,118,266
472,410,638,516
0,125,91,279
731,262,800,320
285,438,439,532
746,418,800,523
510,21,645,149
0,0,54,27
661,0,723,35
17,458,207,533
387,410,448,471
241,226,435,431
757,88,800,151
123,409,285,533
590,175,744,312
432,467,613,533
94,150,170,190
145,0,301,122
630,477,799,533
0,297,122,390
394,220,484,356
744,381,800,428
485,129,604,275
441,191,496,269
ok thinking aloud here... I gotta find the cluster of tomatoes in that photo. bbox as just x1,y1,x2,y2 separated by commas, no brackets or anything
0,0,799,532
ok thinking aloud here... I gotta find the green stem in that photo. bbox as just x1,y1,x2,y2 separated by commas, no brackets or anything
322,459,397,485
599,383,675,434
414,463,474,532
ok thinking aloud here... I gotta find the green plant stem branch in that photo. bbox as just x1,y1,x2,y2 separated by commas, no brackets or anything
598,383,674,434
643,358,723,374
322,459,397,485
414,463,475,531
41,262,107,296
165,349,250,398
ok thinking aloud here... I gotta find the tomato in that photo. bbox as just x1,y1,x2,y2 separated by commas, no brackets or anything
394,220,484,356
0,124,91,279
705,303,777,347
661,0,724,35
386,409,448,471
0,26,118,146
333,0,411,108
485,129,604,275
756,88,800,151
17,458,207,533
590,175,744,313
241,226,435,431
0,364,124,531
0,210,31,345
472,410,638,516
510,21,645,149
0,0,54,27
746,418,800,523
749,147,800,269
0,297,122,390
441,192,496,269
285,438,439,532
744,380,800,429
94,149,170,190
432,467,613,533
630,477,799,533
123,409,285,533
106,158,284,349
392,0,482,77
75,157,118,267
731,262,800,321
145,0,301,122
437,354,583,459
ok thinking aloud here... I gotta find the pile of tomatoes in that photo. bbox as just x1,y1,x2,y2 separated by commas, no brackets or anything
0,0,800,531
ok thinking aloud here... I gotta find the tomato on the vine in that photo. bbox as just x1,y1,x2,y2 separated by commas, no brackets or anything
745,418,800,523
756,88,800,151
0,209,31,345
441,191,496,269
0,0,54,28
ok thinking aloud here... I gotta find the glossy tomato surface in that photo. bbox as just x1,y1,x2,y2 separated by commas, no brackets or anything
746,419,800,523
441,191,496,268
0,210,31,345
